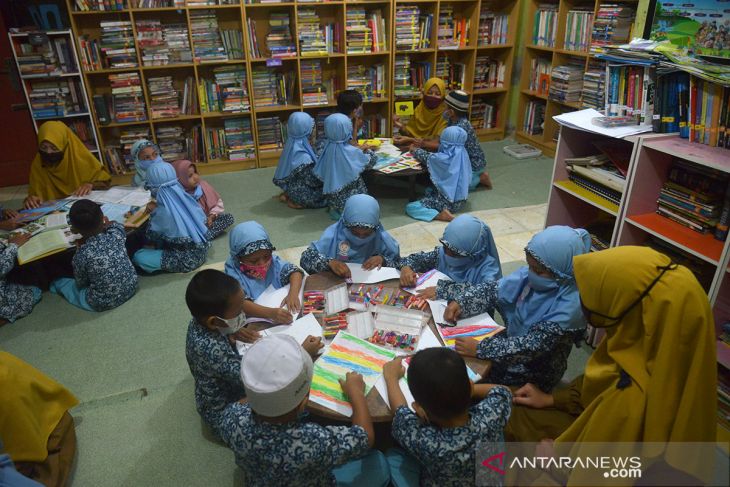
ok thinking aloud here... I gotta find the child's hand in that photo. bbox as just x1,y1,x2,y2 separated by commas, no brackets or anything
329,259,351,278
416,286,436,300
362,255,383,270
233,327,261,344
73,183,93,196
23,195,42,209
408,143,418,153
0,220,20,231
8,233,31,247
2,209,19,220
400,266,417,287
281,291,301,314
339,372,366,401
383,357,405,383
145,201,157,214
513,383,554,409
392,115,403,130
206,214,216,227
443,301,462,322
454,337,479,358
302,335,323,358
268,306,293,324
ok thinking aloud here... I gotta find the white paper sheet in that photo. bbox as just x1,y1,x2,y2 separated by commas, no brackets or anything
415,327,443,351
245,281,305,324
553,109,653,138
374,355,416,412
70,187,151,206
345,263,401,284
427,299,499,329
402,269,451,294
236,313,324,355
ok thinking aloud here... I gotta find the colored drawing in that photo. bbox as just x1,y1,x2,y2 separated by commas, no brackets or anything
651,0,730,59
437,324,504,348
309,332,397,416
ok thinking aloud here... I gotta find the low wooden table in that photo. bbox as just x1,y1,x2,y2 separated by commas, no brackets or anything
367,167,427,202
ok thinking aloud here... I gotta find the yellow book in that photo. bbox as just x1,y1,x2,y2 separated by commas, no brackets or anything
394,101,414,116
17,229,71,265
198,83,208,113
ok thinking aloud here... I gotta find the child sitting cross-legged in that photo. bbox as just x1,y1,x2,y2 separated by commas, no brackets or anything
1,231,41,325
382,348,512,487
219,334,390,487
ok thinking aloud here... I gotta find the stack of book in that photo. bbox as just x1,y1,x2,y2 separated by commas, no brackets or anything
314,110,330,140
77,36,102,71
478,8,508,46
347,63,385,100
582,61,606,110
301,60,330,106
136,20,167,66
346,8,372,53
103,147,127,175
109,72,146,123
190,10,227,62
529,58,551,95
15,42,58,77
164,24,192,63
470,100,496,130
28,79,86,118
147,76,181,119
67,119,95,150
591,5,635,52
217,66,249,112
156,125,187,161
360,114,387,138
473,56,505,89
564,8,593,52
395,5,431,51
689,77,730,149
656,159,728,235
100,21,137,69
257,116,286,152
437,6,469,49
298,8,330,56
549,63,584,104
101,126,150,174
532,4,558,48
266,13,296,58
435,56,465,90
224,118,255,160
369,9,387,52
393,56,430,98
251,66,293,107
565,152,626,205
523,100,546,135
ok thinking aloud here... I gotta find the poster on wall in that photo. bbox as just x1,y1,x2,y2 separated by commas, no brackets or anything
650,0,730,59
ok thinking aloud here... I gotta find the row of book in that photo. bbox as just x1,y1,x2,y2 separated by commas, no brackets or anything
393,56,431,98
581,62,606,110
147,76,197,119
266,13,297,58
74,0,126,11
28,79,87,118
360,113,387,138
564,8,593,52
605,63,654,126
257,116,287,152
66,119,96,150
346,8,387,54
470,100,497,130
565,151,627,206
474,56,505,90
478,8,508,46
523,100,545,136
156,125,192,161
100,21,137,69
191,10,228,61
435,57,465,90
549,63,584,104
129,0,185,6
688,77,730,149
199,66,250,113
533,5,558,48
102,126,149,174
394,6,432,51
301,59,335,106
299,8,340,56
251,67,295,107
437,6,469,49
15,37,76,77
136,20,192,66
206,117,255,161
77,36,102,72
347,63,386,101
528,57,551,95
591,5,634,52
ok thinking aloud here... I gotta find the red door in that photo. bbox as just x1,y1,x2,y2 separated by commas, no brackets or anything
0,10,38,187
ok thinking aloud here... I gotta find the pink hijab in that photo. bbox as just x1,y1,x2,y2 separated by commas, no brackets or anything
171,159,221,215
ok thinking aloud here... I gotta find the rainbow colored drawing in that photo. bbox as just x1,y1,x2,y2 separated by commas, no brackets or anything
309,332,397,416
437,324,504,348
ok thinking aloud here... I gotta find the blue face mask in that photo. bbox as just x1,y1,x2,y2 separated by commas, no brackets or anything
344,227,376,245
443,252,470,270
527,271,559,292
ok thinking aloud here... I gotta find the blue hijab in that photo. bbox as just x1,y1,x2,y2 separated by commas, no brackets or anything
146,163,208,244
437,214,502,283
427,126,472,203
312,194,400,264
498,225,591,337
313,114,370,194
224,221,289,300
273,112,318,188
131,139,163,188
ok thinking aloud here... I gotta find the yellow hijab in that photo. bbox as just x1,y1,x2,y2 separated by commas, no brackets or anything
29,121,111,200
404,77,448,138
559,246,717,483
0,352,78,462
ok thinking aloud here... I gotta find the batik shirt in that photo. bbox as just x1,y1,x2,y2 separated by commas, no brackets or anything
449,117,486,172
300,240,399,275
219,403,370,487
0,243,40,322
276,163,327,209
185,318,245,435
443,281,584,391
146,225,210,273
396,247,459,298
392,387,512,487
73,222,137,311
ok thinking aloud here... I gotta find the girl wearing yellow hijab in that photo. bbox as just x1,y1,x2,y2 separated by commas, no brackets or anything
23,121,111,209
393,77,448,146
505,246,718,485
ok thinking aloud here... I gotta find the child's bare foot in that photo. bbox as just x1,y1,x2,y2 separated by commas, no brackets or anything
480,172,493,190
0,318,8,328
287,200,303,209
435,209,455,222
278,193,287,203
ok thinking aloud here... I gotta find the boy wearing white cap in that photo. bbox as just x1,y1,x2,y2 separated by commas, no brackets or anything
219,334,390,487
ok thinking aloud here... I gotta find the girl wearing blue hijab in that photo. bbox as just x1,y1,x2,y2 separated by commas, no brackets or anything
132,163,210,274
398,214,502,299
130,139,163,188
441,225,591,392
224,221,304,324
312,113,377,220
273,112,327,209
300,194,400,278
406,126,472,222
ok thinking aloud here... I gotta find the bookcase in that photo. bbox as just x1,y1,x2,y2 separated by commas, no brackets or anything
515,0,641,157
64,0,517,182
8,29,101,156
546,125,730,442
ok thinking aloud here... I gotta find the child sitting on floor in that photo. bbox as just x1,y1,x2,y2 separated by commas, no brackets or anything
399,214,502,300
382,348,511,487
1,231,41,325
130,139,164,188
50,200,137,311
443,225,590,392
225,221,304,325
406,126,472,222
300,194,400,279
219,334,389,487
171,159,234,240
132,163,210,274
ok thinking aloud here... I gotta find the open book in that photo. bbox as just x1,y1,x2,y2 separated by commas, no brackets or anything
17,229,74,265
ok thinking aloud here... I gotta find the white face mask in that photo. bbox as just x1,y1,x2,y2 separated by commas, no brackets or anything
215,310,246,336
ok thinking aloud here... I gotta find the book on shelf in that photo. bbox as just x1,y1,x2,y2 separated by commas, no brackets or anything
298,8,341,56
437,6,469,50
604,63,655,127
582,61,606,110
529,57,551,95
257,116,287,152
395,6,432,51
346,8,386,54
66,119,96,150
435,56,465,90
188,0,240,5
591,5,635,53
474,56,505,90
15,37,75,77
74,0,127,12
689,77,730,149
470,99,496,130
246,18,261,59
564,8,593,52
199,65,250,113
347,63,386,101
566,170,622,205
549,63,584,104
77,35,102,72
221,30,244,60
360,113,387,138
130,0,185,7
523,100,545,135
478,7,508,46
223,118,255,160
28,78,87,118
136,20,192,66
190,10,228,62
301,59,334,107
653,71,690,136
533,4,558,48
156,125,189,161
251,66,295,107
109,72,146,123
393,56,431,98
100,21,137,69
147,76,181,119
266,12,296,58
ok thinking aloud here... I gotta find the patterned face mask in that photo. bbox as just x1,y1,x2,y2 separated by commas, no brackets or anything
215,310,246,336
239,257,272,280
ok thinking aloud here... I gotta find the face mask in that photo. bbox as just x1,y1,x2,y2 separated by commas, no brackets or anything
344,228,376,245
444,252,470,269
423,95,442,109
139,155,163,170
239,258,272,280
527,271,559,292
39,150,63,165
215,310,246,336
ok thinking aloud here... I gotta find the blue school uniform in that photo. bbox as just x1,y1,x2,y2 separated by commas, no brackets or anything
224,221,301,300
448,117,486,190
0,242,41,322
132,163,210,273
387,387,512,487
407,126,472,221
50,222,137,311
219,402,390,487
300,194,400,274
441,226,590,391
274,112,326,209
